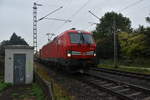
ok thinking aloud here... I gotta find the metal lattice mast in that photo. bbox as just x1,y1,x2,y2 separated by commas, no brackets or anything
33,4,62,53
33,2,42,53
33,2,38,53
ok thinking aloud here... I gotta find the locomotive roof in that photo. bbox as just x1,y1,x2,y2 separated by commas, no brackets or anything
65,29,91,34
54,29,91,40
41,29,92,48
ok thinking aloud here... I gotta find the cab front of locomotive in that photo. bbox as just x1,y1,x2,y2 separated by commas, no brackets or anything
65,31,97,69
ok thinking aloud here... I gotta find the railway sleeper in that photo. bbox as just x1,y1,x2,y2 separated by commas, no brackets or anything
83,73,150,100
99,81,108,85
126,92,142,97
110,86,123,90
116,88,130,93
143,96,150,100
101,83,113,87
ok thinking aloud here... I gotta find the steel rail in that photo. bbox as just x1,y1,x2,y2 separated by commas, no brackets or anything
90,67,150,80
77,72,150,100
78,78,133,100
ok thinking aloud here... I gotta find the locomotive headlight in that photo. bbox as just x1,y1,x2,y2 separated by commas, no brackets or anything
94,51,96,56
67,51,72,57
67,53,71,57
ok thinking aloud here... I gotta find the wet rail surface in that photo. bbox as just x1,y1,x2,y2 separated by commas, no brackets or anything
77,72,150,100
89,67,150,89
91,67,150,80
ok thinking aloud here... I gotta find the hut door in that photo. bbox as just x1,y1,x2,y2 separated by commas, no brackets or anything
14,54,26,84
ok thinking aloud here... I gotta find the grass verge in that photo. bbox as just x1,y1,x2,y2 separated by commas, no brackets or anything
31,83,45,100
98,64,150,74
11,83,45,100
35,63,74,100
53,82,74,100
0,82,11,93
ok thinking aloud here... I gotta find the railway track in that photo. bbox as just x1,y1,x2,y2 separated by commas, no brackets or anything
90,67,150,81
77,72,150,100
37,62,150,99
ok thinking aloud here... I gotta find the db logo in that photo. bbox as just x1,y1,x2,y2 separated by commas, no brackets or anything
82,52,86,55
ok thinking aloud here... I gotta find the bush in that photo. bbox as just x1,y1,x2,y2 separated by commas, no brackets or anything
0,82,12,92
31,83,45,100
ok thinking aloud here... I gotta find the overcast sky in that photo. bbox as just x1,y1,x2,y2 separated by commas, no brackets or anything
0,0,149,49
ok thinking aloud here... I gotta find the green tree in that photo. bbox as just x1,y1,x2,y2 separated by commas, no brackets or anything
94,12,132,38
93,12,131,59
9,33,28,45
0,33,29,56
119,32,150,58
146,17,150,24
134,26,150,48
134,25,145,33
96,37,114,58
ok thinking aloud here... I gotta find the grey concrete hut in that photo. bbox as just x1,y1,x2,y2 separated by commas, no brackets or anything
4,45,34,84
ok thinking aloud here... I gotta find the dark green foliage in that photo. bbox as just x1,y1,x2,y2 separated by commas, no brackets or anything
93,11,150,60
134,26,150,55
0,33,29,56
9,33,28,45
146,17,150,24
0,41,9,56
93,12,132,59
0,82,12,92
134,25,144,34
119,32,149,58
31,83,45,100
94,12,132,38
96,36,114,58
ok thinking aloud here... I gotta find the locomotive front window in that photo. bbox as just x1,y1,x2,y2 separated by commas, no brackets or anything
70,33,82,44
69,32,94,44
82,34,94,44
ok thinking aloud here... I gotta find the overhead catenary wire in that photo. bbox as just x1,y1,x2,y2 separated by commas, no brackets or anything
38,6,63,22
119,0,145,12
54,0,92,33
45,18,71,22
88,0,146,26
88,10,100,20
68,0,91,19
54,0,145,34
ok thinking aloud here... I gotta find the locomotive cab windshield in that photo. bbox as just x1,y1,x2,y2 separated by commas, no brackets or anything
69,32,94,44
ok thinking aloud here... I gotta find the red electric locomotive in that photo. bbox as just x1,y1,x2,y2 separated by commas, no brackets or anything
39,29,97,73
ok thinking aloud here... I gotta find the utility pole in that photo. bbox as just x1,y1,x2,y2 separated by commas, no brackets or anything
113,15,118,68
33,2,42,53
46,33,55,42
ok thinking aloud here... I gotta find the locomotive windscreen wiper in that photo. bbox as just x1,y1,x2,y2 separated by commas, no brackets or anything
79,32,90,44
79,33,84,44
